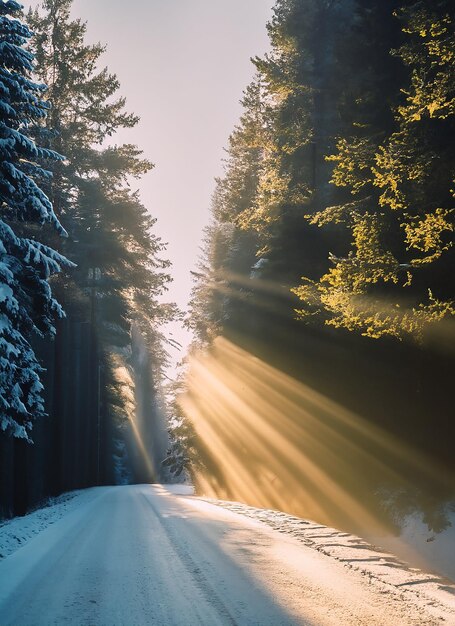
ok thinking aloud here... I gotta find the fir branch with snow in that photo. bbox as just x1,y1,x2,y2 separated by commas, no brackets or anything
0,0,74,440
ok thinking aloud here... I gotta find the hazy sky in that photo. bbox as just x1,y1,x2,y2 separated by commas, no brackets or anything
27,0,274,369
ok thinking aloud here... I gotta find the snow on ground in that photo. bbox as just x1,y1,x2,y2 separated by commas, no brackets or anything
0,487,108,560
203,496,455,622
0,485,454,625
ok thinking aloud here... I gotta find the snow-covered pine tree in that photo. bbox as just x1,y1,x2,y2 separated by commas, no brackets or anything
0,0,74,440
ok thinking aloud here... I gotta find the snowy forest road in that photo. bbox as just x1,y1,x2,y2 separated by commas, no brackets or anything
0,485,452,626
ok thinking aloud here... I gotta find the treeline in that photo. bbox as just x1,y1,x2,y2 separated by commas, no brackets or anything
0,0,172,517
171,0,454,531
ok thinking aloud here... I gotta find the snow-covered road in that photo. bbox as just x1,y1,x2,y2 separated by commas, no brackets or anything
0,485,454,625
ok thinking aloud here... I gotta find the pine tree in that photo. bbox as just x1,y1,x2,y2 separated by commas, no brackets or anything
25,0,176,485
27,0,175,373
0,0,73,439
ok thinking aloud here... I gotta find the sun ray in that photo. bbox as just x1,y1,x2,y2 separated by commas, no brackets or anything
180,337,454,535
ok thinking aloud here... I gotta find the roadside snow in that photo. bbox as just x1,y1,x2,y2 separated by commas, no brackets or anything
204,497,455,623
0,487,106,560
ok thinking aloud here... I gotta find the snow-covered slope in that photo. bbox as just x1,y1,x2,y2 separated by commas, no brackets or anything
0,485,454,625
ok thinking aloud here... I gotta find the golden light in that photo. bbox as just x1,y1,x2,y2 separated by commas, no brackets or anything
110,354,157,480
179,337,453,535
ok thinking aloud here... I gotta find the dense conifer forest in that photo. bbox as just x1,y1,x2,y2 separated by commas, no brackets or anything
1,2,455,623
0,0,174,517
0,0,454,541
168,0,455,534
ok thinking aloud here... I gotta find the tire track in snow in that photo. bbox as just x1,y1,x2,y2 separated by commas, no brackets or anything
140,492,239,626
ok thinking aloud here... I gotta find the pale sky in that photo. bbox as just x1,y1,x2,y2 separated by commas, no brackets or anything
27,0,274,371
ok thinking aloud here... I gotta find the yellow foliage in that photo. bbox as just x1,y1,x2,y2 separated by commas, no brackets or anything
397,9,454,122
294,4,455,342
404,208,454,264
327,138,375,195
305,199,364,227
294,282,455,341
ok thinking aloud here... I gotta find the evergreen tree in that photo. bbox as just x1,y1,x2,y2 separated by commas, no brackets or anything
28,0,175,374
180,0,455,526
27,0,175,372
0,0,178,498
0,0,73,440
186,79,266,349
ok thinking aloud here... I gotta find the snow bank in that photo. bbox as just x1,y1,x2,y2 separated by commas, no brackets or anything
0,488,104,560
204,497,455,621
